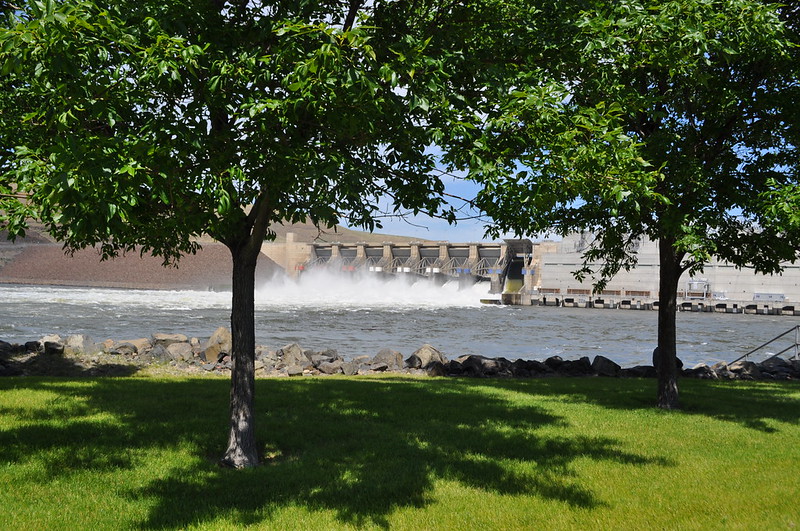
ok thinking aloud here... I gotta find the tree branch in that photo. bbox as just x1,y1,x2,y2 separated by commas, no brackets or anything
246,190,273,255
342,0,362,32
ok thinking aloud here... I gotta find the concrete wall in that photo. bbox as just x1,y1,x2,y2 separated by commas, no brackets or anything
261,232,800,303
536,234,800,303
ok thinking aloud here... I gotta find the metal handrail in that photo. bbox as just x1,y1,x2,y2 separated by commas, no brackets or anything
729,325,800,364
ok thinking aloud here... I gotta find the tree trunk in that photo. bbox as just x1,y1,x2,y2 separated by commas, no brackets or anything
656,237,682,410
220,241,260,468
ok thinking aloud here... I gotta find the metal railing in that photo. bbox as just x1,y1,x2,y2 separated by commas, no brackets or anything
729,325,800,364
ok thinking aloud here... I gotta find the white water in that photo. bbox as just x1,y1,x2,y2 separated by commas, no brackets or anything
1,272,797,367
255,269,488,309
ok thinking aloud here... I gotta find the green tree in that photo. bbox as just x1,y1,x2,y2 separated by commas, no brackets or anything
0,0,453,467
445,0,800,408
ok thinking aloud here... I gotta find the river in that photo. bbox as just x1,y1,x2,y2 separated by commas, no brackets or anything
1,269,797,367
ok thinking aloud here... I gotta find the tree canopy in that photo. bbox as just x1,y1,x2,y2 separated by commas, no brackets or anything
0,0,457,467
443,0,800,408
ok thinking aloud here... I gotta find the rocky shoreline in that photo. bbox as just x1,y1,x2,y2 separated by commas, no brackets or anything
1,328,799,381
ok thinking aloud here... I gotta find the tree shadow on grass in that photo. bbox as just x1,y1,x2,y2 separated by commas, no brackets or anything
496,377,800,432
0,377,670,528
0,349,141,377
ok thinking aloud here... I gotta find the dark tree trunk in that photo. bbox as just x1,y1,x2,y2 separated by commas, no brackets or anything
656,237,682,410
220,239,260,468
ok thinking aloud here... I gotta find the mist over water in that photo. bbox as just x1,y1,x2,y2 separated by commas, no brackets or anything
1,272,797,368
256,269,487,309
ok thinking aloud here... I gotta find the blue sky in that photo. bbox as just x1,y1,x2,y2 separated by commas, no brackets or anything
346,174,498,243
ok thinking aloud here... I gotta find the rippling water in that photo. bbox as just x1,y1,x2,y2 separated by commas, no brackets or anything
1,270,797,367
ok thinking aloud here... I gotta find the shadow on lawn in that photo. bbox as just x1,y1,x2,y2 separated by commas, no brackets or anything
0,377,671,528
497,377,800,432
0,349,140,377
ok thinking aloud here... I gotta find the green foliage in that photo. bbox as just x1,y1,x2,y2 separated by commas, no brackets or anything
0,376,798,529
444,0,800,281
0,0,452,262
0,0,463,465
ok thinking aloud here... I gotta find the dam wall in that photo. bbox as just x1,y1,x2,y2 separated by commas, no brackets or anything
262,232,800,314
261,234,533,294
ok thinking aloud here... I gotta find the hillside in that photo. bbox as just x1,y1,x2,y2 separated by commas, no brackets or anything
0,221,428,289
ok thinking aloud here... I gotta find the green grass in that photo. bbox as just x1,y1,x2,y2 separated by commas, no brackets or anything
0,376,798,530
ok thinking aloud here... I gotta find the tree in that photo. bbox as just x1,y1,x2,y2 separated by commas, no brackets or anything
443,0,800,408
0,0,455,467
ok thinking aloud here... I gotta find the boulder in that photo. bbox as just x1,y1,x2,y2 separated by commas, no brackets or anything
729,360,762,379
342,360,360,376
759,356,793,375
592,355,621,377
495,357,514,377
405,354,422,369
256,347,278,364
0,341,23,355
621,365,657,378
167,342,194,362
286,365,304,377
712,362,735,380
109,342,139,356
65,334,99,355
122,338,152,354
426,361,447,377
372,349,403,371
685,363,718,379
152,333,189,348
149,344,170,361
560,357,593,376
0,359,22,376
457,355,489,377
544,356,564,371
277,343,311,368
407,344,447,369
526,360,552,374
318,359,343,375
510,359,532,378
41,334,62,345
479,357,501,376
445,360,465,375
24,341,41,353
43,341,64,355
203,327,232,361
201,350,223,363
310,349,339,368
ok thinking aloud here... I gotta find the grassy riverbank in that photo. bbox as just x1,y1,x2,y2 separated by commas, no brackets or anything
1,376,798,530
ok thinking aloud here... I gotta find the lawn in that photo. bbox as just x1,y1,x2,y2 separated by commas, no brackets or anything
0,375,798,530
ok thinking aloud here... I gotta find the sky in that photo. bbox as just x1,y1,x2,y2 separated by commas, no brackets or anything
341,152,510,243
360,174,496,243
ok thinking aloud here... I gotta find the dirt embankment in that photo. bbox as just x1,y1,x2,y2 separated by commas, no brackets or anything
0,238,279,290
0,221,424,290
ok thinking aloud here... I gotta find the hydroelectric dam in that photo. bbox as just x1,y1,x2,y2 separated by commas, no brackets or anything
261,233,800,315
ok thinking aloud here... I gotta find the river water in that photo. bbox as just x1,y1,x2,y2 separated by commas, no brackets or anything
1,270,797,367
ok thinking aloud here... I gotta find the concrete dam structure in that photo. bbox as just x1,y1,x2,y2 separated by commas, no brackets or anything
262,232,800,314
262,234,535,297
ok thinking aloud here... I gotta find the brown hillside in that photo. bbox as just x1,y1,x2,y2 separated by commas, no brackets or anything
0,243,280,290
0,220,425,289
